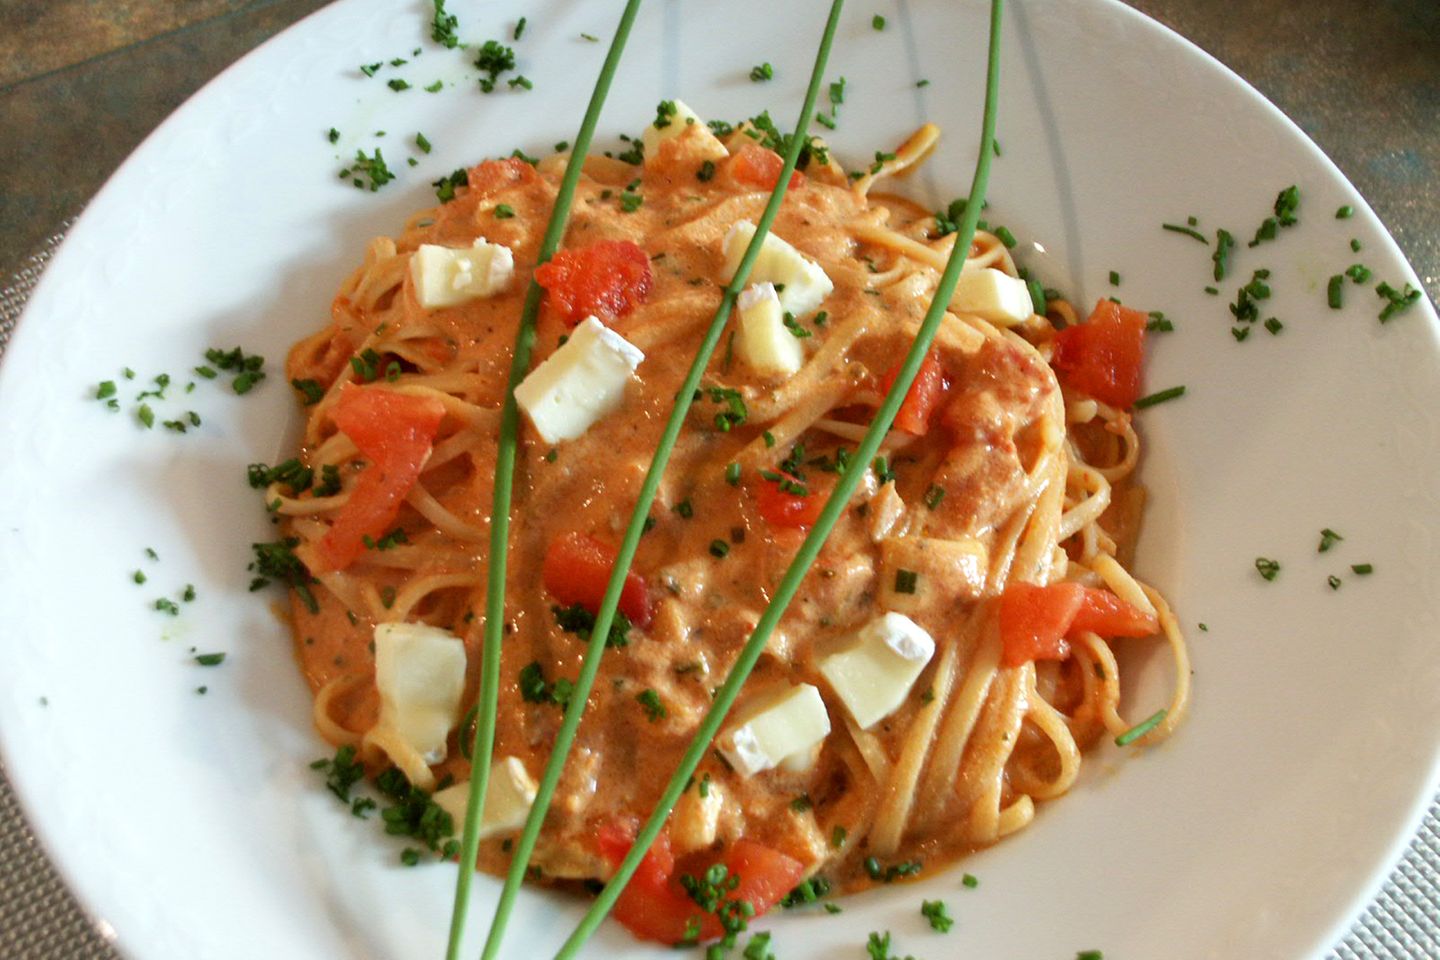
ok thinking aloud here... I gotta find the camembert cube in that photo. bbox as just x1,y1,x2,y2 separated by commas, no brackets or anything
720,683,831,777
514,316,645,444
410,238,514,309
374,622,467,764
432,757,538,840
722,221,833,318
952,267,1035,325
818,612,935,730
736,282,805,377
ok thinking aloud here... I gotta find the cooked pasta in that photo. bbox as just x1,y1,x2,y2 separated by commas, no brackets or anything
266,108,1188,927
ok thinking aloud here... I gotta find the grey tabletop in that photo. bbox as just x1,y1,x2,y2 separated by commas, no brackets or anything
0,1,1436,958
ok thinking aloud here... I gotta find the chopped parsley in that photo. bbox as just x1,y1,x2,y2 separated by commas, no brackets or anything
1377,281,1422,322
312,744,365,801
474,40,517,92
430,0,459,48
387,78,411,92
433,167,469,202
291,378,324,405
519,661,575,707
704,386,748,431
339,148,395,192
553,603,630,648
636,689,667,721
424,80,443,93
137,403,155,429
920,899,953,932
1254,556,1281,581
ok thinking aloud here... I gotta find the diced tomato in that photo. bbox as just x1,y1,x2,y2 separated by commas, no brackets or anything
1071,587,1159,638
1050,299,1148,408
534,240,654,325
314,385,447,572
542,532,651,627
727,144,805,191
755,473,825,530
998,581,1159,667
464,157,540,198
881,349,948,436
596,823,803,945
999,581,1085,667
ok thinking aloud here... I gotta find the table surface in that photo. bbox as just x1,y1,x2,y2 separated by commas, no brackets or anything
0,1,1436,957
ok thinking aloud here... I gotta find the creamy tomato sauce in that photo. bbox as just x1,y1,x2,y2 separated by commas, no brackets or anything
283,123,1060,890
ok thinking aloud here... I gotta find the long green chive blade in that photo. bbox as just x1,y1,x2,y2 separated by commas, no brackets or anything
554,2,1005,956
478,5,847,959
1115,708,1167,746
444,2,648,958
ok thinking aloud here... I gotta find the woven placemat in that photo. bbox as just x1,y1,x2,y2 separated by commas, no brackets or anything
0,233,1436,958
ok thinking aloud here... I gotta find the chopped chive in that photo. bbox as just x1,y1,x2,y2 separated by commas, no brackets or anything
993,225,1016,247
513,16,527,39
709,539,730,558
872,13,886,29
1133,385,1185,409
921,899,953,932
1327,274,1344,309
1211,229,1234,281
749,62,774,82
1328,575,1342,590
1352,563,1374,575
1318,528,1343,553
494,203,516,219
962,873,979,888
1108,270,1120,286
1335,204,1354,219
673,499,694,519
194,652,226,666
923,484,946,510
1350,238,1362,252
543,4,865,956
725,462,741,486
894,569,919,594
1162,222,1208,243
1264,317,1283,335
1255,557,1280,581
1114,708,1166,746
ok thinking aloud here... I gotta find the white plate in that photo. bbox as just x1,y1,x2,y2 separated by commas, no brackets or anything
2,1,1437,957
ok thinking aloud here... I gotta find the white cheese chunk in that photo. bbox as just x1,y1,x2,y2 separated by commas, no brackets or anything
373,622,467,765
722,221,833,318
514,316,645,444
720,683,831,777
431,757,538,841
641,98,709,158
951,267,1035,325
818,612,935,730
411,238,514,309
735,282,805,377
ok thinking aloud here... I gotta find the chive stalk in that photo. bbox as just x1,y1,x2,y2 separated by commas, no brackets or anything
554,1,1005,955
478,4,848,958
444,3,648,957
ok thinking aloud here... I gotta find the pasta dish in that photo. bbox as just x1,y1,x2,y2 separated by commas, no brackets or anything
261,104,1188,940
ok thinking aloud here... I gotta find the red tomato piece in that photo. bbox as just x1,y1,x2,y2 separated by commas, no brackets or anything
881,349,948,436
727,144,805,191
755,474,825,530
542,532,651,627
315,385,447,572
998,581,1085,668
534,240,654,325
999,582,1159,667
464,157,540,198
1050,299,1148,408
596,824,803,945
1071,587,1159,638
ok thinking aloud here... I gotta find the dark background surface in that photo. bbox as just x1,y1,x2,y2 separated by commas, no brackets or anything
0,0,1436,956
